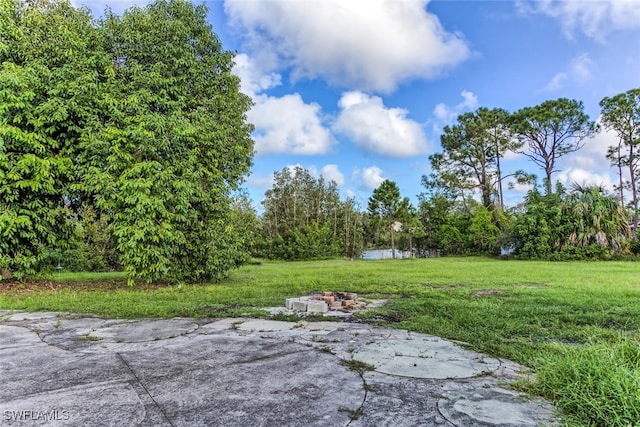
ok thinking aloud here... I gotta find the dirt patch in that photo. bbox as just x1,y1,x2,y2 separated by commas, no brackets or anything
473,289,504,298
0,279,174,296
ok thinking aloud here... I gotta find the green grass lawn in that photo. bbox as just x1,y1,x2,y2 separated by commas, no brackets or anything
1,257,639,426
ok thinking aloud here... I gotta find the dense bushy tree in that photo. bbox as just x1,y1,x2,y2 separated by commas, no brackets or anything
61,205,120,272
468,205,502,255
509,184,630,259
417,194,451,253
510,186,567,258
0,0,101,277
417,193,502,256
1,0,254,282
82,0,253,283
228,192,260,259
564,184,631,251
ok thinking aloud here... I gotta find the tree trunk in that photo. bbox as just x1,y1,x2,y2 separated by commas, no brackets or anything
545,167,553,195
496,148,504,212
617,142,625,209
630,155,639,239
481,183,492,210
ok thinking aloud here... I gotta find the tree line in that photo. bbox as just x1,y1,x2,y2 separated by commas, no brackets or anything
2,0,639,282
251,91,639,261
419,92,639,259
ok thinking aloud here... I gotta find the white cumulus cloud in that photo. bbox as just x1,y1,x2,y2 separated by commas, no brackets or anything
249,94,335,155
234,53,335,156
320,164,346,186
246,172,275,190
353,166,387,190
334,91,428,157
557,168,617,193
432,90,479,129
286,163,345,186
233,53,282,98
520,0,640,41
224,0,470,92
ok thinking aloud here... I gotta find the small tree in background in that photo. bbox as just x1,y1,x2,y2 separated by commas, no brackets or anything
368,180,411,258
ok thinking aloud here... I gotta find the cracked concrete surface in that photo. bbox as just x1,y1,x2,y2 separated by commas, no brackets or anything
0,311,559,426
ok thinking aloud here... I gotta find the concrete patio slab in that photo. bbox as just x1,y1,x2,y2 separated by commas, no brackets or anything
351,337,501,379
0,311,559,426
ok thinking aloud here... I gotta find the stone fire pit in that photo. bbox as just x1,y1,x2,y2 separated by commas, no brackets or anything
285,292,366,313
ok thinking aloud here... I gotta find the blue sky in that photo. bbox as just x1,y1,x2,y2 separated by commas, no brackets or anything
74,0,640,211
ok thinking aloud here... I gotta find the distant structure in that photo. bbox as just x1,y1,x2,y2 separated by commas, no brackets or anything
360,249,413,260
360,248,441,259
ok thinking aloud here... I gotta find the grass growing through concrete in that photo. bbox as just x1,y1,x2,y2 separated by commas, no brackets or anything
1,257,640,425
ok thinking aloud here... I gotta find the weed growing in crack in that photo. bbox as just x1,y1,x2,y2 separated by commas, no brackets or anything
338,406,364,421
318,346,335,354
341,359,375,374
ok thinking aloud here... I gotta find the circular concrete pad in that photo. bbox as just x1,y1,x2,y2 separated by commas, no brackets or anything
351,337,500,379
438,388,557,426
90,319,198,342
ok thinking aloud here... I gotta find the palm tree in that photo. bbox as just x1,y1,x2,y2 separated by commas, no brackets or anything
564,184,631,251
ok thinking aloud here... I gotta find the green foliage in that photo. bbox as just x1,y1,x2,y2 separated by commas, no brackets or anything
0,0,98,277
368,179,416,257
512,98,598,195
417,194,451,252
417,193,504,256
57,206,120,272
564,184,631,250
431,107,517,210
469,206,501,255
229,192,261,259
510,184,631,259
268,222,341,261
510,187,566,258
259,166,363,260
395,203,424,254
0,0,254,282
529,339,640,426
600,88,640,234
84,0,253,283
